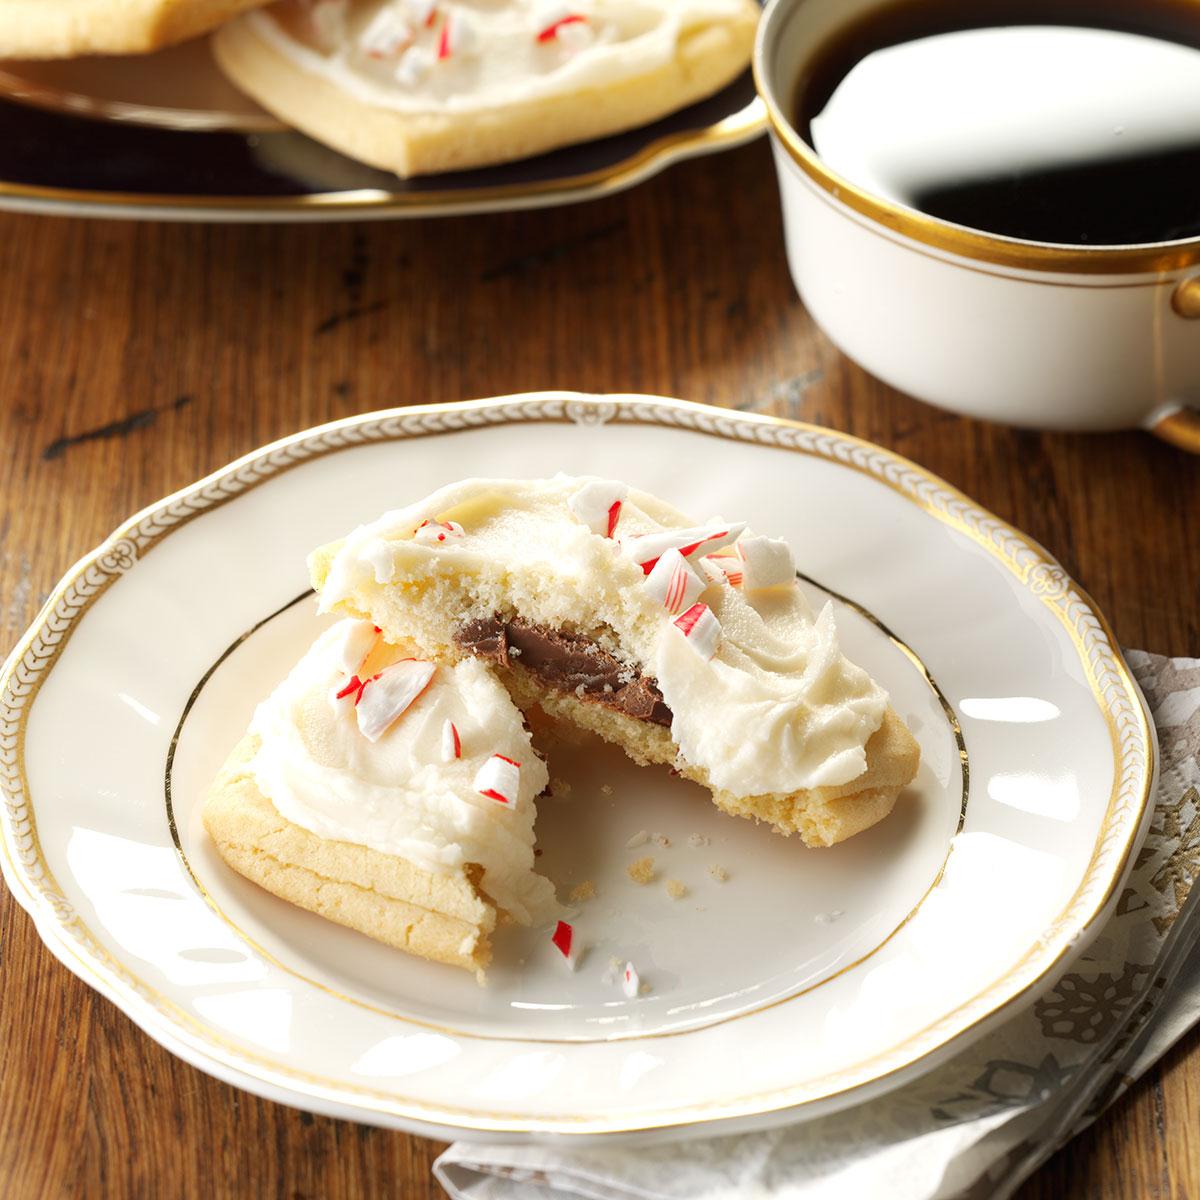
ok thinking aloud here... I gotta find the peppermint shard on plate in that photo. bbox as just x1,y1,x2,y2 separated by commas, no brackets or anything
211,0,760,177
203,618,558,980
310,476,921,848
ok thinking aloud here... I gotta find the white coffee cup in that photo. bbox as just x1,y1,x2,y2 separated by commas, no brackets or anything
754,0,1200,452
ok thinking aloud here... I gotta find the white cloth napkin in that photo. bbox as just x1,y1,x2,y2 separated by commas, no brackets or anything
435,652,1200,1200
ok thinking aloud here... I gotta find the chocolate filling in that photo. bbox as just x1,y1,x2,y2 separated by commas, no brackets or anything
456,616,673,728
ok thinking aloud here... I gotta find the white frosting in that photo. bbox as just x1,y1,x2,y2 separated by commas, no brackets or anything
317,477,889,798
250,619,557,924
245,0,751,115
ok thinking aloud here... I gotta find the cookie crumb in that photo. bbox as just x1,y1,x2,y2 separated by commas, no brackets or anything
687,833,709,849
708,864,728,882
551,777,572,798
600,784,614,796
652,832,671,848
569,880,596,903
665,879,688,900
625,830,649,849
627,856,656,884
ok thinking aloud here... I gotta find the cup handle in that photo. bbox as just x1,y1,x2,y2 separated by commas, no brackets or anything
1146,277,1200,453
1148,406,1200,454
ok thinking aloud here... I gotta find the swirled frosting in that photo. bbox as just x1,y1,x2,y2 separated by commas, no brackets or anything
244,0,753,114
316,477,890,798
250,619,557,924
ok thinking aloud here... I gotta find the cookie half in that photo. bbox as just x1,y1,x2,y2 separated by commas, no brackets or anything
203,620,558,979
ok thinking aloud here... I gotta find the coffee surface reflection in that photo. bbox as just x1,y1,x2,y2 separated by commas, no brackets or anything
796,1,1200,246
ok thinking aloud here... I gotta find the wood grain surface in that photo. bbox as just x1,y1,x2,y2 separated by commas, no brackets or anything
1,138,1198,1199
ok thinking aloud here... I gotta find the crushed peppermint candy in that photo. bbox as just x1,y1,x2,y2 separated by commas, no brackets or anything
738,535,797,590
334,673,372,706
403,0,437,25
441,719,461,762
474,754,521,805
395,44,433,85
534,1,589,41
644,547,705,615
567,480,627,538
672,602,721,660
337,620,379,675
555,16,594,49
436,11,476,59
701,549,745,588
550,919,581,969
621,961,640,998
414,518,465,544
814,909,845,925
625,830,649,849
622,522,746,575
359,6,412,57
355,660,437,741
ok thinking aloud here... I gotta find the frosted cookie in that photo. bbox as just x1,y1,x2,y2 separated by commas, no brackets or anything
310,477,922,848
0,0,270,59
203,618,558,979
212,0,760,176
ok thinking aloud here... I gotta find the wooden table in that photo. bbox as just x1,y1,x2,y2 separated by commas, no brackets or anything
1,139,1197,1199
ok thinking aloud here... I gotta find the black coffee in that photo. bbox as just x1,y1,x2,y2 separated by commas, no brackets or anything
793,0,1200,245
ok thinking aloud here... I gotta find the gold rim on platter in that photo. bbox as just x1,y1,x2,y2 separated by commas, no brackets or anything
0,93,766,219
0,394,1155,1135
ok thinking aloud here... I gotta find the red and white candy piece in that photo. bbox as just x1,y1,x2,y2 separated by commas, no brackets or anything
355,660,437,742
413,518,465,544
672,602,721,660
567,480,627,538
643,547,705,615
436,11,476,59
336,620,380,675
550,919,582,970
334,673,372,707
395,45,432,87
441,719,461,762
737,535,797,590
534,1,589,42
621,961,640,998
403,0,437,26
474,754,521,806
701,549,744,588
622,522,746,575
359,6,412,57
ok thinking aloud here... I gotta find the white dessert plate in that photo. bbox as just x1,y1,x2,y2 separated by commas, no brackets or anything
0,38,763,222
0,394,1155,1143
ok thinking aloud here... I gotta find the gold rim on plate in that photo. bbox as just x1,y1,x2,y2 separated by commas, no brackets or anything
0,394,1155,1135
